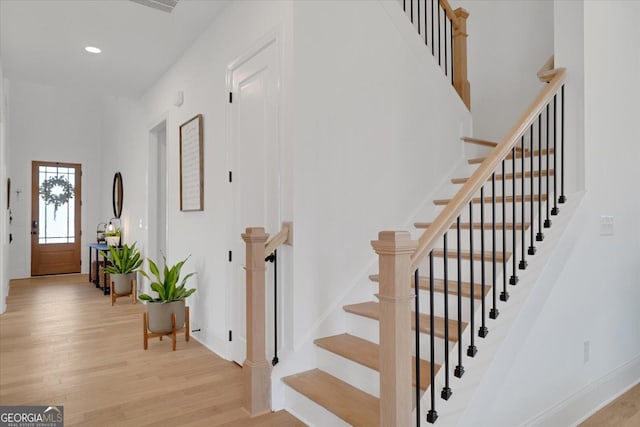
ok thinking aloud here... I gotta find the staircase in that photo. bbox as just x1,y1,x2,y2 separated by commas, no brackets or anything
238,1,569,424
282,125,565,424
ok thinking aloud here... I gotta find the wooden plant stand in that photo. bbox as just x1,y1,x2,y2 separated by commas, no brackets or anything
143,306,190,351
111,278,137,306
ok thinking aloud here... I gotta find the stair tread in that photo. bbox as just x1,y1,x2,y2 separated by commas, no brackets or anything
343,302,464,341
414,221,529,231
468,147,554,165
314,333,438,391
369,274,488,299
452,169,555,184
434,194,547,205
461,136,526,152
283,368,380,426
432,248,510,263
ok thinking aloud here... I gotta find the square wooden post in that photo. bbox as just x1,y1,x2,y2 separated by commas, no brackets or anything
372,231,417,427
241,227,271,416
453,8,471,110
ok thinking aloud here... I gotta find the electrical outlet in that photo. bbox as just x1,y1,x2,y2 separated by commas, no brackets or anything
584,340,590,363
600,215,614,236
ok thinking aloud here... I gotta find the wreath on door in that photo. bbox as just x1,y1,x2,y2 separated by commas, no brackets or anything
40,175,74,219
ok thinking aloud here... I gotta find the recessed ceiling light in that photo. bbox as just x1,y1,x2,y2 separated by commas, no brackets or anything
85,46,101,54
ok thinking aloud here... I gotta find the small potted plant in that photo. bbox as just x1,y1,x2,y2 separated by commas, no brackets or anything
101,242,143,304
139,255,196,334
105,227,121,247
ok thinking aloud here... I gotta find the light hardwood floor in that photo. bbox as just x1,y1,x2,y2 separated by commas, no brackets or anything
580,383,640,427
0,275,304,426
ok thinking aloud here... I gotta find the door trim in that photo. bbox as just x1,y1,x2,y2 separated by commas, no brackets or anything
31,160,82,276
225,28,283,362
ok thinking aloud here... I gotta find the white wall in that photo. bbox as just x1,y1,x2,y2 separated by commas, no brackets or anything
102,0,295,357
455,0,554,143
290,0,471,348
0,58,9,312
7,80,104,279
459,2,640,425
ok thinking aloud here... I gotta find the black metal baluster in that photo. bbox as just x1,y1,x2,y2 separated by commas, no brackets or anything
559,85,567,204
467,202,477,357
437,0,441,66
537,113,544,241
544,103,552,228
427,251,438,424
266,250,279,366
450,17,454,85
519,136,527,270
404,0,406,12
417,0,421,34
500,160,509,301
415,268,421,426
529,123,536,255
455,216,464,377
442,233,452,400
424,0,428,46
490,173,499,318
479,186,488,337
551,94,559,216
444,16,448,77
509,147,519,285
411,0,414,23
431,0,435,56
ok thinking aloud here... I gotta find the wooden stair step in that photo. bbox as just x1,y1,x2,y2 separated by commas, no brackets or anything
314,333,439,391
369,274,488,299
468,147,554,165
343,302,464,342
434,194,547,205
452,169,554,184
283,368,380,426
432,248,510,263
414,221,529,231
462,137,526,152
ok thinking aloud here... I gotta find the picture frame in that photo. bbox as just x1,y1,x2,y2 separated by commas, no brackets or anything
179,114,204,211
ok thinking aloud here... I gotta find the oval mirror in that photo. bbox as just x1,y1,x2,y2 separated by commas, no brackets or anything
112,172,123,218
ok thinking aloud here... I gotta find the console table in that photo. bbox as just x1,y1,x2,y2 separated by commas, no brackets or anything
88,243,109,295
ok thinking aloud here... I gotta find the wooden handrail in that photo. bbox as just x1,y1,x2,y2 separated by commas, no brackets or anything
439,0,460,28
264,222,292,257
410,67,567,271
537,55,555,83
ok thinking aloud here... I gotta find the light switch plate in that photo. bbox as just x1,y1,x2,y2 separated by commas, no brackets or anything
600,215,614,236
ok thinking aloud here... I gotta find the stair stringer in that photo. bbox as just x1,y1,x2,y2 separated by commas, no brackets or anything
426,191,585,427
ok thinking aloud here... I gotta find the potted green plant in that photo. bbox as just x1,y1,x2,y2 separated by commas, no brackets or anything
105,227,121,247
139,255,196,334
101,242,143,303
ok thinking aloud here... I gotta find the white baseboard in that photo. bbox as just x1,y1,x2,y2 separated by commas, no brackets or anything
522,355,640,427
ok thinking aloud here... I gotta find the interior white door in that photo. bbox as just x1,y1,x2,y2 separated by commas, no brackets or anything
230,40,280,365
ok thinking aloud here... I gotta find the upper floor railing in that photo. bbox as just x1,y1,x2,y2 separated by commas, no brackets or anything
401,0,471,109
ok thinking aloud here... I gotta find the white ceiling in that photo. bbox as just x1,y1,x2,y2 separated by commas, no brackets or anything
0,0,230,98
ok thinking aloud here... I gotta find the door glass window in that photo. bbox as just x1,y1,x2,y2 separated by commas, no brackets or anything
38,165,76,244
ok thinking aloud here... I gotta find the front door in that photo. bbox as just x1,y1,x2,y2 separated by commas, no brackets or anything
31,161,82,276
229,38,280,364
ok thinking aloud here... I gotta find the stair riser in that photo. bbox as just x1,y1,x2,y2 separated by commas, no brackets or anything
316,347,380,398
284,386,351,427
433,203,550,225
345,310,450,365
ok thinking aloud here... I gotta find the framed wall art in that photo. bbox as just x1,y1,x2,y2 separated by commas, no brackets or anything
179,114,204,211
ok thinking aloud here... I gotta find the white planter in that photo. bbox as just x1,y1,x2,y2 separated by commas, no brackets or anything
106,236,120,247
146,300,186,334
111,272,135,295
